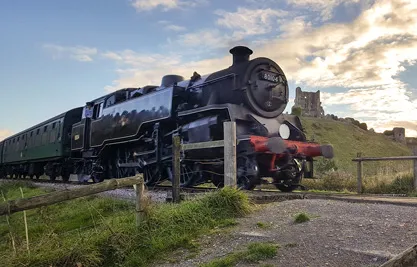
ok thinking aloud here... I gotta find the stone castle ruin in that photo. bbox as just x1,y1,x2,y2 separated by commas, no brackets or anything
291,86,416,149
384,127,417,148
293,87,325,118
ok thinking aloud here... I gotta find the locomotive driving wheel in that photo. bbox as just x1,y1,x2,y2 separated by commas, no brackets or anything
167,162,204,188
211,156,259,190
237,156,259,190
273,159,303,192
143,164,165,187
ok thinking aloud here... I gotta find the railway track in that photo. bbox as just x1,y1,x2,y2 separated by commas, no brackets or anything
0,176,410,198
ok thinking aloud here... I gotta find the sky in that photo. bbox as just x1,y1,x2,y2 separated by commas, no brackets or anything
0,0,417,141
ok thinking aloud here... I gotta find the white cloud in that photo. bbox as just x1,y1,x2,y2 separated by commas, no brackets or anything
215,7,287,38
100,0,417,137
131,0,208,11
43,44,97,62
286,0,364,21
175,29,235,50
0,130,12,141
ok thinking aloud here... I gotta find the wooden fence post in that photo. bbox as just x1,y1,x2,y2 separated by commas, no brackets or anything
413,147,417,191
223,121,237,188
357,152,363,194
134,182,145,226
172,135,181,203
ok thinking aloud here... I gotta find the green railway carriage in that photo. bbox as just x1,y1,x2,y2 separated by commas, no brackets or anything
2,107,83,179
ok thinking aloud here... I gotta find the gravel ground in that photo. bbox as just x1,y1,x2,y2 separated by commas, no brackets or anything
153,199,417,267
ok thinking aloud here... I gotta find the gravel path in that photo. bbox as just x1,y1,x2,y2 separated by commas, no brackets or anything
153,199,417,267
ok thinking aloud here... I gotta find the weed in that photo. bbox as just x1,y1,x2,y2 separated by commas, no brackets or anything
256,221,267,228
245,242,278,262
200,242,278,267
294,213,310,224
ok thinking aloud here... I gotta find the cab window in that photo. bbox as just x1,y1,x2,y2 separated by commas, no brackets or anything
104,91,127,109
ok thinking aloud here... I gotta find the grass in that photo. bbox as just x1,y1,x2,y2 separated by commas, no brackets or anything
301,117,413,175
302,172,416,195
0,182,253,267
298,117,415,194
256,221,272,229
200,242,279,267
294,213,310,224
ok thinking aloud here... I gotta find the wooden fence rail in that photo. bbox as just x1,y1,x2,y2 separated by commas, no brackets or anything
0,175,145,225
352,147,417,194
171,121,237,203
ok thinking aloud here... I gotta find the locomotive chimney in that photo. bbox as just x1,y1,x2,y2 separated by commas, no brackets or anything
230,46,253,65
161,74,185,87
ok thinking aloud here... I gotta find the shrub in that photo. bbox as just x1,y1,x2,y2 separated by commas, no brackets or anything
291,106,302,116
315,158,338,175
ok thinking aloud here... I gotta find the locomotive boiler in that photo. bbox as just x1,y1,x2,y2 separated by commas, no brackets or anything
70,45,333,191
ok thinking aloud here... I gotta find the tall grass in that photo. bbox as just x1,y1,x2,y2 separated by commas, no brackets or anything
0,184,252,267
303,170,415,194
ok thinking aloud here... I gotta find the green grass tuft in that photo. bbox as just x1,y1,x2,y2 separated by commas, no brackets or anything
245,242,278,262
200,242,278,267
294,213,310,224
0,185,252,267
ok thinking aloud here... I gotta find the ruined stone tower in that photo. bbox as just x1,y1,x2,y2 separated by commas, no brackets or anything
393,127,406,144
294,87,325,117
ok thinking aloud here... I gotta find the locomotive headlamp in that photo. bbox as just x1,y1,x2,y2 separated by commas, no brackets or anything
279,124,290,139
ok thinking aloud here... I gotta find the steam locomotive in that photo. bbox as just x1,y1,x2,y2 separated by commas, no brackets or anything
0,46,333,191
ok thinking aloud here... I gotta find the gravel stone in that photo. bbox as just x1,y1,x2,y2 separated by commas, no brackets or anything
153,199,417,267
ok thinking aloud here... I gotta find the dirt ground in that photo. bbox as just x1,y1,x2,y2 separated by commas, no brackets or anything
153,199,417,267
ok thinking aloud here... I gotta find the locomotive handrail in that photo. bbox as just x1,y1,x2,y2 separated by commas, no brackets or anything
186,73,237,90
353,147,417,194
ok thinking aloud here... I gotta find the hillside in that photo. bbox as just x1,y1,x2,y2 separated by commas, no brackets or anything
299,117,413,176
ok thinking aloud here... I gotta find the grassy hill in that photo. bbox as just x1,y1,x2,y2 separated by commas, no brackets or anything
300,117,413,173
298,117,414,193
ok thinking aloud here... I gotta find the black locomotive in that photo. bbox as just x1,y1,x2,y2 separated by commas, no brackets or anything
0,46,333,191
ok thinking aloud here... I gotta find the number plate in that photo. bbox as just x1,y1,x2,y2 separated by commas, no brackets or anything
259,71,281,83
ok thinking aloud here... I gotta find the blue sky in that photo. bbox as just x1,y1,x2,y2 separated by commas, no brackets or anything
1,0,417,140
